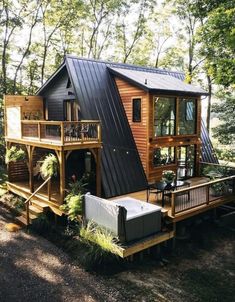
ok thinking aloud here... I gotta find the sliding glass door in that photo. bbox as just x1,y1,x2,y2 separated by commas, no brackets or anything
177,145,196,179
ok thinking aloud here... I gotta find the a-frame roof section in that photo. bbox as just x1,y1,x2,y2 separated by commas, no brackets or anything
65,55,148,198
108,67,208,96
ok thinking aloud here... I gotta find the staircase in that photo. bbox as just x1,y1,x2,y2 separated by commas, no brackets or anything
16,199,49,226
15,177,51,226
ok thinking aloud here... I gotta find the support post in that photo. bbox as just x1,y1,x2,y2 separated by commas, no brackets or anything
96,148,101,197
58,150,65,203
27,145,34,193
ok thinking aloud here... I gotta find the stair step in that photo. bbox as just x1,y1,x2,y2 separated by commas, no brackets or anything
15,215,28,226
29,204,43,215
21,211,38,220
31,199,49,211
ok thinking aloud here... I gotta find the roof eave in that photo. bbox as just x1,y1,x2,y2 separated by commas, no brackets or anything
36,60,66,95
108,67,149,92
149,88,209,97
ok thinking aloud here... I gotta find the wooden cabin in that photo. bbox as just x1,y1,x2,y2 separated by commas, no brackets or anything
4,56,235,237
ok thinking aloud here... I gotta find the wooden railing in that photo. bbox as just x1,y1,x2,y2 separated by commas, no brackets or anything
21,120,101,145
171,175,235,217
170,175,235,217
24,176,51,225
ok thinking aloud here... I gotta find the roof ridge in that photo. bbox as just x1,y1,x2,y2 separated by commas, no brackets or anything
65,54,184,76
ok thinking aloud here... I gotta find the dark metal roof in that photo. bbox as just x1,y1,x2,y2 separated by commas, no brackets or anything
109,67,208,96
201,119,219,164
38,55,217,197
65,56,148,198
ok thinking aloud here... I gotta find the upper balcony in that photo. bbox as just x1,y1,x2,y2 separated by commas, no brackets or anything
4,95,101,150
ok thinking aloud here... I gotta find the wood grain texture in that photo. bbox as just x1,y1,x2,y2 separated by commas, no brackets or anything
115,77,148,174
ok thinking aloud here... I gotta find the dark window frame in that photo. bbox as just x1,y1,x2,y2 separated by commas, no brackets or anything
132,98,142,122
152,147,176,167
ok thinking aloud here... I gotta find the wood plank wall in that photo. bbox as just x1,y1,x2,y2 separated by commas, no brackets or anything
115,79,202,183
115,78,148,174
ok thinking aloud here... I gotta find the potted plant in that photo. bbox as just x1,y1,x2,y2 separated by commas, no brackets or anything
162,170,176,184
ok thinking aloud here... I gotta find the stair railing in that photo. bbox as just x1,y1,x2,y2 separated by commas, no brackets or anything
24,176,51,225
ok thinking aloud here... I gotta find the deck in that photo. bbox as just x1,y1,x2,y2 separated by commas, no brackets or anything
7,180,63,215
6,120,102,150
110,176,235,222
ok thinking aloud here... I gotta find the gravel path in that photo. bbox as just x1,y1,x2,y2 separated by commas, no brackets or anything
0,206,120,302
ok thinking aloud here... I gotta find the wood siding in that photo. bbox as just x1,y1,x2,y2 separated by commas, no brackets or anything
115,77,149,174
41,67,75,121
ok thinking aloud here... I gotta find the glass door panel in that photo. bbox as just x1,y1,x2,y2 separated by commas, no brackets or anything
177,145,195,179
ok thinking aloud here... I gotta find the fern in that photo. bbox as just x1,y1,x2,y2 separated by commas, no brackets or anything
5,146,26,164
40,153,58,179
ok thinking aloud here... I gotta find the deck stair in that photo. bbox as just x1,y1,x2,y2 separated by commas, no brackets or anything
16,200,49,226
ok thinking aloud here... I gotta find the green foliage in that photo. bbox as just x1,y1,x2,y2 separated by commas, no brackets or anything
214,148,235,163
5,146,26,164
40,153,58,179
61,193,83,222
32,213,51,234
60,176,88,221
212,89,235,145
202,164,231,179
198,2,235,86
14,197,25,212
80,221,120,265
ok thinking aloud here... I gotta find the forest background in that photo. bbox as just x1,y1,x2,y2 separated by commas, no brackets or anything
0,0,234,163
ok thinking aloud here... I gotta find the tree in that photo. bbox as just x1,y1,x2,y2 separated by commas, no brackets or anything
212,89,235,145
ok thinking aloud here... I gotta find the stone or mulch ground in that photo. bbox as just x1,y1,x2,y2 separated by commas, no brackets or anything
0,206,120,302
0,203,235,302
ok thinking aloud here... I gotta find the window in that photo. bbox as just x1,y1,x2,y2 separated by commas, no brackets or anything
154,97,176,136
153,147,175,167
132,98,141,122
64,100,80,121
178,98,196,135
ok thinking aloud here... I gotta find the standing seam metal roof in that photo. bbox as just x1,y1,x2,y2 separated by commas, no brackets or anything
39,55,217,198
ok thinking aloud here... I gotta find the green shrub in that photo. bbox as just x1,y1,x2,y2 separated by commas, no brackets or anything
5,146,26,164
40,153,58,179
32,213,51,234
80,221,121,265
60,193,83,222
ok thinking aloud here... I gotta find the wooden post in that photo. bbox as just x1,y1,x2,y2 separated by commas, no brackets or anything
61,122,64,145
47,178,51,201
171,193,175,217
58,150,65,203
97,123,101,143
38,122,41,141
96,148,101,197
27,145,34,193
206,184,210,205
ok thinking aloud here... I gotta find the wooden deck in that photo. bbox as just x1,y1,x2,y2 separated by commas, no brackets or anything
7,180,63,215
110,177,235,222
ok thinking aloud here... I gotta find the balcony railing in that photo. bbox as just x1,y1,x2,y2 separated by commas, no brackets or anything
170,175,235,216
20,120,101,145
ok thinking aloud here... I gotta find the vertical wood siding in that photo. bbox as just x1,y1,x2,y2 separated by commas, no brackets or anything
115,77,148,175
41,67,75,121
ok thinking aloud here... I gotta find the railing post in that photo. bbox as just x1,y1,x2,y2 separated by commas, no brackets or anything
38,122,41,141
26,201,30,226
171,193,175,217
206,184,210,205
61,122,64,145
98,123,101,143
47,178,51,201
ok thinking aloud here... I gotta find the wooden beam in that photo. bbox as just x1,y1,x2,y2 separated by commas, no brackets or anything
26,145,34,193
117,231,175,258
96,148,101,197
58,150,65,203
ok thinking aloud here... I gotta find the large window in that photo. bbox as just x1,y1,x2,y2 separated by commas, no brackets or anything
153,147,175,167
178,98,196,135
132,98,141,122
154,97,176,136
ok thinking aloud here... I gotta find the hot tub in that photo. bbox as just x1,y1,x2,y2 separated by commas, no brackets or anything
114,197,162,242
